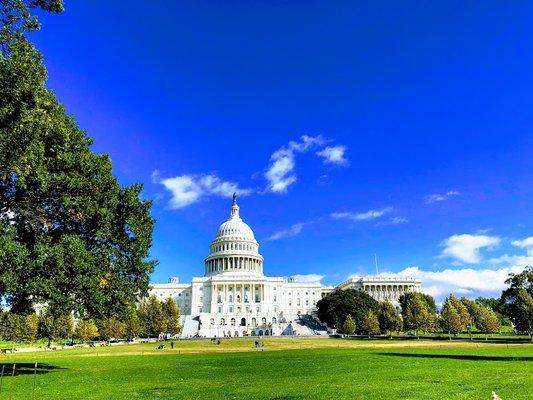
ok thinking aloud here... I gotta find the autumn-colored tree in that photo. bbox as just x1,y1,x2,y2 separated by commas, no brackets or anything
75,319,99,342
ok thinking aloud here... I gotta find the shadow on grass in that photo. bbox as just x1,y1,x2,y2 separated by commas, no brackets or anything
378,353,533,362
0,363,66,376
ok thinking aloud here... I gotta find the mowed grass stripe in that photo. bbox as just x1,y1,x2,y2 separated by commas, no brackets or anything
1,339,532,399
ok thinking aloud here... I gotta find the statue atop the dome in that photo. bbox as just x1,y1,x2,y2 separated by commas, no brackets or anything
232,192,237,205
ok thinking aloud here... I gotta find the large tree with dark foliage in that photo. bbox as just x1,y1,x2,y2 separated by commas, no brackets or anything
500,266,533,339
316,289,379,333
0,1,156,322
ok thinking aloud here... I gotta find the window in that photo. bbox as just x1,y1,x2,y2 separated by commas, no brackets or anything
220,318,226,325
261,317,267,325
230,318,236,326
272,317,277,324
210,318,215,326
217,306,222,313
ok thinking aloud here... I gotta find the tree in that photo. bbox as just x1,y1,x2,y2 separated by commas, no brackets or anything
440,298,463,339
500,267,533,339
399,292,436,336
378,301,402,336
475,306,500,339
341,314,356,335
0,312,26,343
38,312,74,346
162,297,181,336
138,295,166,336
99,317,125,340
24,313,39,342
448,295,471,329
124,307,142,340
316,289,379,333
75,319,99,342
0,0,156,322
361,310,380,337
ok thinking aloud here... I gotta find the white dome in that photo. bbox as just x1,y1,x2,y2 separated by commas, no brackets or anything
204,194,263,277
215,206,255,241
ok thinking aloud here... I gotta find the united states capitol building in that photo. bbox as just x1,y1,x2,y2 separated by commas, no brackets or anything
150,195,421,338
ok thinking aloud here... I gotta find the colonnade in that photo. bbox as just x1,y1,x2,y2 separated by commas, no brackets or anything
364,284,417,301
210,283,264,311
205,257,263,274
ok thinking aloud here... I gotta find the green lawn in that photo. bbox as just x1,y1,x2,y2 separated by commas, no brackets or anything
1,338,531,399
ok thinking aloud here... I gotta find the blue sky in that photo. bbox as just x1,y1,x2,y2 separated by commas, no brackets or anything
33,1,532,301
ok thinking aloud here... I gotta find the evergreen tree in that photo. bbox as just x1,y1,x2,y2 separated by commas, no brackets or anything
378,301,402,335
341,314,356,335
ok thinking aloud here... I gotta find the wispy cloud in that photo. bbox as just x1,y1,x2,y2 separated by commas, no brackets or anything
439,233,500,264
267,222,307,241
154,172,252,208
424,190,460,204
264,135,349,193
331,207,393,222
511,236,533,249
287,274,324,283
316,145,349,166
264,135,327,193
376,216,409,226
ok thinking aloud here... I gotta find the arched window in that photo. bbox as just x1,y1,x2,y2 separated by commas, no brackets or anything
272,317,277,324
240,317,246,326
210,318,215,326
220,318,226,326
261,317,267,325
258,330,263,336
251,317,257,327
230,318,236,326
234,331,239,337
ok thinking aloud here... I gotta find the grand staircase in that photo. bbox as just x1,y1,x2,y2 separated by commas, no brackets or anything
180,315,200,338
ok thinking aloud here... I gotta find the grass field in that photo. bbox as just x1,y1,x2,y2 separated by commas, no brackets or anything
1,338,532,399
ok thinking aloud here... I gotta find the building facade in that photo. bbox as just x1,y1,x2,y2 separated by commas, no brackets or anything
150,195,420,338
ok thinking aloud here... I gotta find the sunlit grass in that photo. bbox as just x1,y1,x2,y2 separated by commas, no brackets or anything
1,338,532,399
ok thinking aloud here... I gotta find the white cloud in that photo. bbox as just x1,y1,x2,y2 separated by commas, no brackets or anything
511,236,533,249
267,222,306,241
316,145,349,166
156,173,252,209
424,190,460,204
382,265,525,300
331,207,393,222
264,135,326,193
440,234,500,264
376,216,408,226
288,274,324,283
